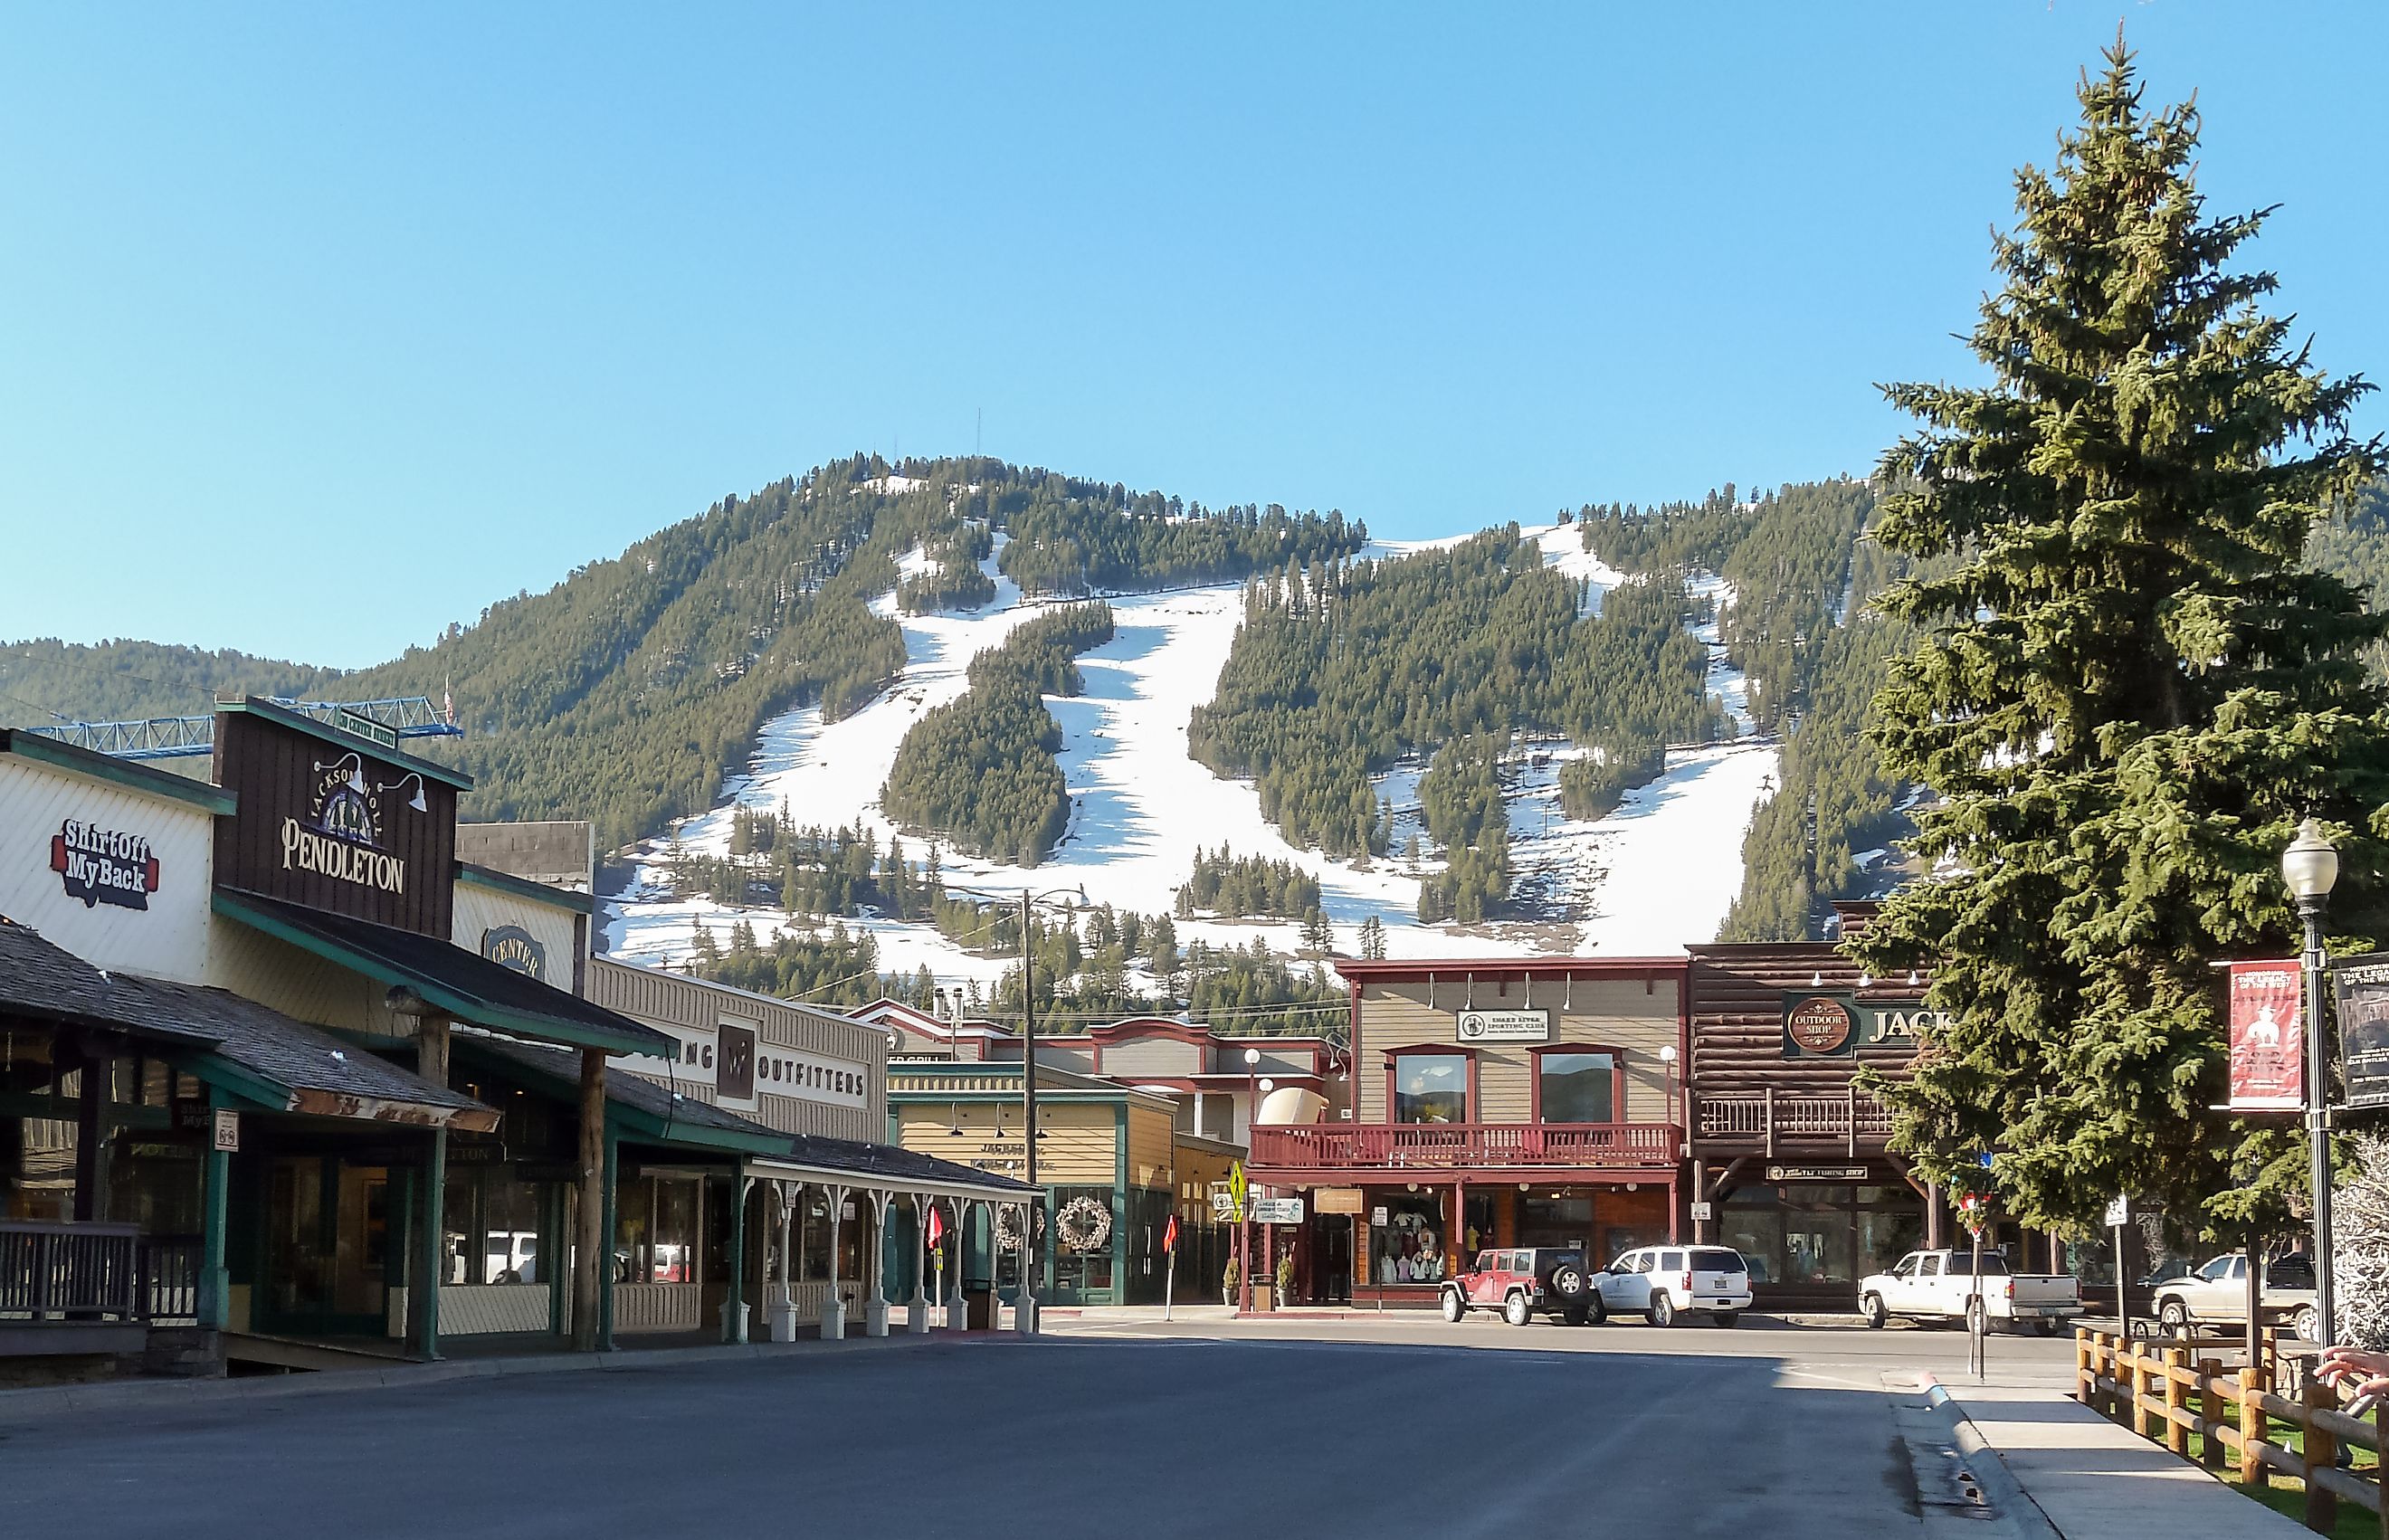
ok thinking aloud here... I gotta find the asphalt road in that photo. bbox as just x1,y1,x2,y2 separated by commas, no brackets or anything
0,1320,2077,1539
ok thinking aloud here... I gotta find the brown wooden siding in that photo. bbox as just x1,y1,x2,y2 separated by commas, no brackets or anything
1356,975,1680,1123
1686,946,1922,1095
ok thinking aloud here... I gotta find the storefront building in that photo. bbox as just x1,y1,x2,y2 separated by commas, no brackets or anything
886,1060,1234,1308
594,962,1031,1339
1685,925,1935,1310
1250,957,1689,1306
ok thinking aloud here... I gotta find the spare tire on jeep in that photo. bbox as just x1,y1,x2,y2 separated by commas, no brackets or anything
1549,1260,1591,1324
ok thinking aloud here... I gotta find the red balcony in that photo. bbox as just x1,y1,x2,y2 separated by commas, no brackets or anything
1694,1089,1893,1155
1248,1121,1680,1176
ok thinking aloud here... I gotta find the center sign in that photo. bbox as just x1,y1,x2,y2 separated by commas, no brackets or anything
1455,1008,1550,1043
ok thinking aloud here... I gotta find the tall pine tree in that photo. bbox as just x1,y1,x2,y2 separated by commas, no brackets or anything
1852,39,2388,1235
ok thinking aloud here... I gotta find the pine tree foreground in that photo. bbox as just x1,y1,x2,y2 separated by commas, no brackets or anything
1851,38,2389,1238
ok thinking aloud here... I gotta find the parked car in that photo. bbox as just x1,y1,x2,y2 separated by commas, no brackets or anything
1858,1250,2081,1333
1594,1245,1754,1326
1440,1247,1595,1326
2151,1252,2318,1342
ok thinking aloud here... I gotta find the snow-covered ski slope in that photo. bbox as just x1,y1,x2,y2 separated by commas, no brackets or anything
603,522,1780,978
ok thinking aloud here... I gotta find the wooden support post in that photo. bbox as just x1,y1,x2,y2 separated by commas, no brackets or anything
2376,1402,2389,1540
2198,1358,2223,1472
413,1126,446,1361
2240,1364,2270,1490
2076,1329,2094,1406
2165,1345,2189,1456
2304,1379,2339,1535
722,1164,747,1345
197,1086,232,1331
417,1013,451,1088
71,1041,108,1222
598,1129,618,1350
2134,1343,2154,1440
572,1047,605,1352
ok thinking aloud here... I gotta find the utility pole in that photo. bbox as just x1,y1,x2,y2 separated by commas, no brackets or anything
1017,890,1041,1335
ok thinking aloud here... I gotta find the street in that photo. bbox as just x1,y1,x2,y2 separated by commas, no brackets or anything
0,1319,2077,1539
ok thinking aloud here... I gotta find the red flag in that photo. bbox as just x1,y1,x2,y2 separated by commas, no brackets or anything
1163,1213,1179,1254
928,1206,946,1249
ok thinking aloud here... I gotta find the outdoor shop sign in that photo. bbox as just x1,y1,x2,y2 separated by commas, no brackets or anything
214,707,458,936
1313,1187,1366,1215
2225,958,2304,1111
2335,953,2389,1110
1781,993,1940,1057
1455,1008,1551,1043
1249,1197,1306,1225
52,818,160,910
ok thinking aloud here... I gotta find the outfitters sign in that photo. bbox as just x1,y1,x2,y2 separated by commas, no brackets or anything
2334,955,2389,1110
52,820,160,909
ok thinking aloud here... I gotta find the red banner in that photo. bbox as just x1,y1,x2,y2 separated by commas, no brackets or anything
2227,959,2304,1111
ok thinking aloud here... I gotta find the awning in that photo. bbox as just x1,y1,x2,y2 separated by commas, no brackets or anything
118,975,500,1133
0,918,224,1048
214,889,671,1059
453,1036,790,1155
753,1135,1037,1203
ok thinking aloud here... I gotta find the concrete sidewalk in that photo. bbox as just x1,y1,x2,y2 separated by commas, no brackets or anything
0,1326,1001,1427
1912,1368,2309,1538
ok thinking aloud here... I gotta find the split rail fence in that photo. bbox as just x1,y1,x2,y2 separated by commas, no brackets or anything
2079,1327,2386,1536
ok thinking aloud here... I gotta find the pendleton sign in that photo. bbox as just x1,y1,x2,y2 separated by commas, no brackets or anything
213,699,464,937
1781,993,1944,1058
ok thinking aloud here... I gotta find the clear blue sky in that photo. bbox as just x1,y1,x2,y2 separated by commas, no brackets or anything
4,4,2382,668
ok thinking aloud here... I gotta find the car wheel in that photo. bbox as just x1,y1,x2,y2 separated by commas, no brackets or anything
2158,1299,2190,1337
1563,1303,1591,1326
1713,1311,1740,1327
1650,1294,1677,1328
2295,1307,2320,1344
1504,1291,1532,1326
1861,1292,1888,1330
1440,1288,1465,1323
1586,1292,1607,1325
2030,1318,2061,1337
1550,1263,1587,1304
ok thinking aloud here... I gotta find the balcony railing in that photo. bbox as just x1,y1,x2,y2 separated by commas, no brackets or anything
1249,1122,1679,1172
1696,1089,1892,1154
1,1222,201,1325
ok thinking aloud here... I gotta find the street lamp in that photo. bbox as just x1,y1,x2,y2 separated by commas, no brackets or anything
2284,818,2341,1346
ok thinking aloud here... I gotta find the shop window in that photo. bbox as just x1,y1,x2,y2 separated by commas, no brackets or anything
443,1169,546,1285
1535,1051,1617,1124
615,1174,703,1284
1391,1054,1469,1124
1370,1192,1447,1285
1519,1196,1594,1250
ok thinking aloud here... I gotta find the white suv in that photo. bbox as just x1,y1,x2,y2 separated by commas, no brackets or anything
1594,1245,1755,1326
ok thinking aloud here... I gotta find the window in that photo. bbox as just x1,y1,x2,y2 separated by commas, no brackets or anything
1659,1250,1684,1272
2198,1257,2235,1283
1371,1192,1447,1284
1392,1054,1469,1124
1892,1255,1918,1279
1689,1249,1745,1273
1536,1051,1617,1124
1918,1256,1942,1279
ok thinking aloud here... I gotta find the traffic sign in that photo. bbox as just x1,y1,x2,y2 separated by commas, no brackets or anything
1225,1161,1249,1223
1689,1201,1714,1222
2105,1195,2130,1227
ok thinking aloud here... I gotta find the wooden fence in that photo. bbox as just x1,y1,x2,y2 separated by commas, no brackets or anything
2078,1327,2387,1535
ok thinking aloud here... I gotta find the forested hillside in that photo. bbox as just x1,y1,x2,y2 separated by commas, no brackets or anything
0,641,344,734
879,601,1116,864
1188,528,1718,865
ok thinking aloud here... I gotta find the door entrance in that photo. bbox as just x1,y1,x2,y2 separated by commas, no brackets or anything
260,1156,393,1337
1315,1216,1353,1302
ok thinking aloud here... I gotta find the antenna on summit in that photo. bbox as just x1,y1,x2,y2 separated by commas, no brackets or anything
976,406,983,457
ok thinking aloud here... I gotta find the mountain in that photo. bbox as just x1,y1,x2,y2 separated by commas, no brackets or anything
15,456,2386,1022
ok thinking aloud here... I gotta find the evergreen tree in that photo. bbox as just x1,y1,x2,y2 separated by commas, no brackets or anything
1851,40,2389,1235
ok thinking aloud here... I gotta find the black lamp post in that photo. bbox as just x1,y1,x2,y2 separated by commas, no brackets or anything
2283,817,2341,1346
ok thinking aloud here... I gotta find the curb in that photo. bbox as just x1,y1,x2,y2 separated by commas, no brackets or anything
1918,1373,2065,1539
0,1328,1009,1429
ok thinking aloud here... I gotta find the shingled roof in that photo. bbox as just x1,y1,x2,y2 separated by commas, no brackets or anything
0,918,223,1045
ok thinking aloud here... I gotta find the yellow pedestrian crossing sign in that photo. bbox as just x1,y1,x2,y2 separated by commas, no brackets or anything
1227,1161,1248,1223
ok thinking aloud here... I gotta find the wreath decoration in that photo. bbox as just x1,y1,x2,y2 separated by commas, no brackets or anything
1056,1195,1113,1254
995,1203,1046,1252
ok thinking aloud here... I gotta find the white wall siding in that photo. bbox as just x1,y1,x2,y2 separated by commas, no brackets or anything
0,757,215,983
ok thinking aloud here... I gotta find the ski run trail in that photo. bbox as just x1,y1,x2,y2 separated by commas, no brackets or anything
604,523,1781,993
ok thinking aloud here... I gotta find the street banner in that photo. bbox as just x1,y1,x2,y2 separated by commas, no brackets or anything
2226,958,2303,1111
2334,953,2389,1109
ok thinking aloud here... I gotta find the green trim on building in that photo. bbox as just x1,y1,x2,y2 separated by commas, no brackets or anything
0,728,237,814
455,860,595,915
215,696,474,790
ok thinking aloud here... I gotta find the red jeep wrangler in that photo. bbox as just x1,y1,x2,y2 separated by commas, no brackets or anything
1440,1247,1594,1326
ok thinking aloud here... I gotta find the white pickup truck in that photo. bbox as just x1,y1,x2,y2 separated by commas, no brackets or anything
2151,1253,2318,1342
1859,1250,2082,1334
